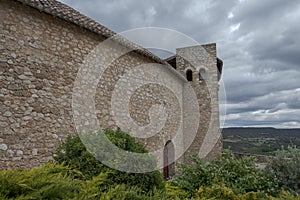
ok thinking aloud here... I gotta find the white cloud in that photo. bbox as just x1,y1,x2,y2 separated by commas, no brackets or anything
230,23,240,32
228,12,234,19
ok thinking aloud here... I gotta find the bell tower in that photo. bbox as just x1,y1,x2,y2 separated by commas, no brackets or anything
167,43,223,162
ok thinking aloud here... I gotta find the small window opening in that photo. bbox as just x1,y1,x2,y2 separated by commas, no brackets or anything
186,70,193,81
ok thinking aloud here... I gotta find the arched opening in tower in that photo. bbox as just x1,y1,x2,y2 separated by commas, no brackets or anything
186,69,193,81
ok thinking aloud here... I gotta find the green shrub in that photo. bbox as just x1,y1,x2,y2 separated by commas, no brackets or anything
74,171,119,199
196,181,238,200
54,134,105,179
75,172,183,200
1,162,299,199
171,150,278,197
208,150,278,195
265,146,300,194
54,128,164,192
76,182,184,200
195,182,299,200
0,163,82,199
277,190,300,200
164,182,188,199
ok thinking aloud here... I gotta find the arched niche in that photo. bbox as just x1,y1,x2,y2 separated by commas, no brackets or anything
186,69,193,82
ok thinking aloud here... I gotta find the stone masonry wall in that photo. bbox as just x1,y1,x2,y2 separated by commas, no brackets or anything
177,44,222,162
0,0,221,170
0,0,183,169
0,0,103,168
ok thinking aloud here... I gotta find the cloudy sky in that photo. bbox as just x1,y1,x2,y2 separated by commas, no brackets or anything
59,0,300,128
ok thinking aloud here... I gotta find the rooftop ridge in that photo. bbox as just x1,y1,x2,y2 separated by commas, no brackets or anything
16,0,165,64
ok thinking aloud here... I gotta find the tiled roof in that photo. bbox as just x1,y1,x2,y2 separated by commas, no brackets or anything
15,0,165,64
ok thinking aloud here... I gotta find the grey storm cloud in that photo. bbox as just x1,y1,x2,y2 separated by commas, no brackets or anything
224,66,300,103
59,0,300,128
230,0,300,68
226,88,300,114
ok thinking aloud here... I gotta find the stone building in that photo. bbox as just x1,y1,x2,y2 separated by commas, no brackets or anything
0,0,223,178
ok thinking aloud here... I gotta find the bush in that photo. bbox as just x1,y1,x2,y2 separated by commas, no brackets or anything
171,150,278,197
54,128,164,192
1,154,300,199
164,182,188,199
208,150,278,195
195,182,300,200
265,146,300,194
0,163,82,199
0,165,172,200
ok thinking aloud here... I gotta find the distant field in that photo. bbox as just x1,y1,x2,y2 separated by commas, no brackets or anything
222,127,300,155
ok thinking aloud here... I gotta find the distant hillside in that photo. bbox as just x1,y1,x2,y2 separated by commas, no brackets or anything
222,127,300,155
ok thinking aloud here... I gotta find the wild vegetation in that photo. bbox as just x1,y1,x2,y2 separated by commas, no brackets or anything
265,146,300,194
222,127,300,155
54,128,164,192
1,128,300,199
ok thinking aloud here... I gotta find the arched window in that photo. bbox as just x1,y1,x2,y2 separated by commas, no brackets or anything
186,69,193,81
163,140,175,180
199,68,206,80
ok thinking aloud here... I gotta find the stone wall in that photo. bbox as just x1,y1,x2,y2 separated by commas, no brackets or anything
177,44,222,162
0,0,221,170
1,0,101,168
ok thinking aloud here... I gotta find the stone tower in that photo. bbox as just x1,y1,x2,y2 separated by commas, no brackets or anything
166,44,223,163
